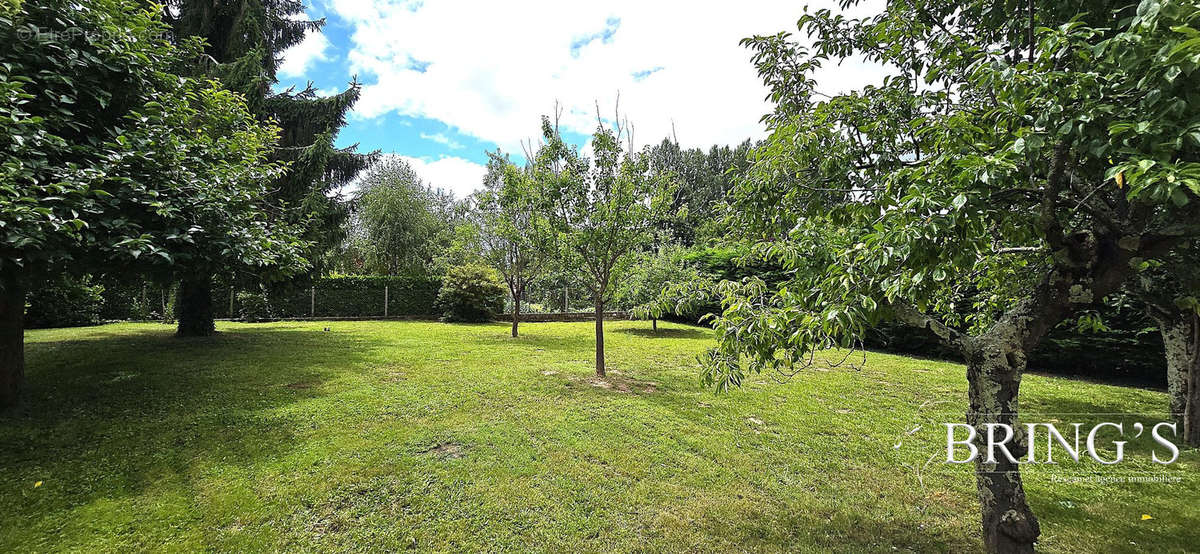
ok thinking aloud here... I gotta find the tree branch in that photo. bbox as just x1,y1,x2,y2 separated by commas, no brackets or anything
890,301,964,350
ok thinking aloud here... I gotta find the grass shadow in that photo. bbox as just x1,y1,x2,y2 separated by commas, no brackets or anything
612,326,709,339
1,324,373,533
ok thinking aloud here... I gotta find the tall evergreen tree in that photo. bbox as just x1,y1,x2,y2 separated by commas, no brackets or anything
165,0,375,335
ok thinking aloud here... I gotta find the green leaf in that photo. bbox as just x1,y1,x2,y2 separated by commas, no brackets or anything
951,194,967,211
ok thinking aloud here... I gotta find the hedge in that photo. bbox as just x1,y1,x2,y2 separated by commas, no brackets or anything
92,275,441,321
262,275,442,318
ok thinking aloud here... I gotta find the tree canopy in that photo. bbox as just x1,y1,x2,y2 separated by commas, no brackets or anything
1,0,308,405
164,0,375,335
347,157,460,277
533,115,674,375
704,0,1200,551
477,151,555,336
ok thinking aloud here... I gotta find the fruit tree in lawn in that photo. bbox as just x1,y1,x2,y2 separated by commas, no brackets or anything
534,114,674,376
478,151,556,337
704,1,1200,552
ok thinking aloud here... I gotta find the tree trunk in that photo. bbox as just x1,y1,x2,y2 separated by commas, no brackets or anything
511,292,520,338
1156,313,1197,441
652,318,657,332
176,275,215,337
0,269,26,411
1187,350,1200,447
964,338,1040,554
594,299,605,377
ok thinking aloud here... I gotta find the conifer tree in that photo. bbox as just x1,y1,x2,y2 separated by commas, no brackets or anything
165,0,375,335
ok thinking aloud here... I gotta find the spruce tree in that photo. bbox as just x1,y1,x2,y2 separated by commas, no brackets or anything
165,0,375,335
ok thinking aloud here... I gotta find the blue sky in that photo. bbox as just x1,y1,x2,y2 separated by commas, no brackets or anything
276,0,881,198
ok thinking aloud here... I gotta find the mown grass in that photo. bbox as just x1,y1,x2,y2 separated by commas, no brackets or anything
1,320,1195,552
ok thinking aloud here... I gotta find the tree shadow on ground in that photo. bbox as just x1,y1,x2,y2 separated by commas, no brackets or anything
612,326,709,339
464,326,594,353
0,324,372,530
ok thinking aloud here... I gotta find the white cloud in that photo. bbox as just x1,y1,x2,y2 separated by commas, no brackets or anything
402,155,487,199
322,0,885,156
339,153,487,200
419,132,464,150
278,29,332,78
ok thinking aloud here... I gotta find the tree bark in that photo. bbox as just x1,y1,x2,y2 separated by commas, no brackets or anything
594,299,605,377
0,269,26,411
176,275,215,337
511,290,520,338
964,338,1040,553
1187,352,1200,447
1156,314,1193,432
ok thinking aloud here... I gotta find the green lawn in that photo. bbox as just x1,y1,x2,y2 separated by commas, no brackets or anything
1,320,1195,552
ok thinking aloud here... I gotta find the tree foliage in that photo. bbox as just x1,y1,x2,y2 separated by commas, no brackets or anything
532,115,674,375
646,138,754,245
1,0,305,278
477,150,555,336
0,0,308,406
347,157,460,276
706,1,1200,551
617,246,712,327
164,0,376,335
164,0,375,258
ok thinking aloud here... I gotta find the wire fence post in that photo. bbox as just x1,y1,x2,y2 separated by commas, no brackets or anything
310,286,315,317
384,285,389,318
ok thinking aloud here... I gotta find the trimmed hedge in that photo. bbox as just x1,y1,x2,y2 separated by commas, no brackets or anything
95,275,441,321
266,275,442,318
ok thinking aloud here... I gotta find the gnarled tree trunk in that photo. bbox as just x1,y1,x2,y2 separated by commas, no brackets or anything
1156,312,1200,446
1187,351,1200,447
594,299,605,377
0,269,25,411
964,337,1040,554
1155,313,1198,444
176,275,215,337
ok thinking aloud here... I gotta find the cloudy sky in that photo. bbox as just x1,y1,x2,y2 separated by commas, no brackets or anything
277,0,883,198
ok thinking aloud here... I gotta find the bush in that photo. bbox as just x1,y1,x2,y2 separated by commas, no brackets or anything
435,264,506,322
237,291,273,322
26,275,105,328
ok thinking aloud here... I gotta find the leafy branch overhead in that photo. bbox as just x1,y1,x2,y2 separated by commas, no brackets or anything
711,1,1200,551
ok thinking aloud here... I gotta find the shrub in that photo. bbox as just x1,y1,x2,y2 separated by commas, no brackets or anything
435,264,506,322
98,278,163,320
237,291,273,322
25,276,105,329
